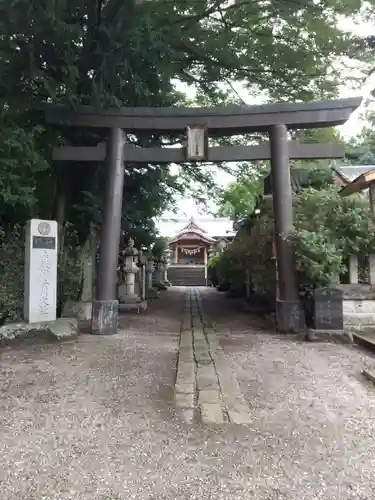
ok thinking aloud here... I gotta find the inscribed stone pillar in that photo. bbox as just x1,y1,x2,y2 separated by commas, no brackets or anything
24,219,58,323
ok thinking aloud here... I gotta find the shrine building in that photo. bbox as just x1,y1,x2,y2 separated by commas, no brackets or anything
156,216,235,285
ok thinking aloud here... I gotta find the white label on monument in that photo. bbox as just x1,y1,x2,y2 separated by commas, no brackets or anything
24,219,58,323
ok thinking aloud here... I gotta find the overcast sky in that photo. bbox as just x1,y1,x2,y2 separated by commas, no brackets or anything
162,14,375,219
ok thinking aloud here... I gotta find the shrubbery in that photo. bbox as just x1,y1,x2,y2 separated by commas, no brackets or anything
212,186,375,305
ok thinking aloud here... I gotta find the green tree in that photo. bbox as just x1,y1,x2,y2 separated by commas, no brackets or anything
217,163,268,222
346,110,375,165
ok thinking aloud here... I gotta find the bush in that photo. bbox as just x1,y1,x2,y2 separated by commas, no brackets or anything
0,226,24,324
213,185,375,306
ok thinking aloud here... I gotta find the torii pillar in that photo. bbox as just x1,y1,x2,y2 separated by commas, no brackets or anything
269,124,305,333
92,128,125,335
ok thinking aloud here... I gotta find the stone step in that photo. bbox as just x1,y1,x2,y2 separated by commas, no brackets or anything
352,330,375,353
343,313,375,327
167,266,207,287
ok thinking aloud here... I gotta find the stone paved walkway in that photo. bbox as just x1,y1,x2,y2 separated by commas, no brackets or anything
175,288,251,424
1,287,375,499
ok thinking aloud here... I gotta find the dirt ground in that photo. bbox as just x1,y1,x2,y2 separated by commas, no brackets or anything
1,287,375,500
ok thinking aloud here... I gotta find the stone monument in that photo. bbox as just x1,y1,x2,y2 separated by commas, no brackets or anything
24,219,58,323
314,287,344,331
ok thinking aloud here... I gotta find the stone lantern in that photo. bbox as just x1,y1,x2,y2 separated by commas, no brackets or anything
145,253,158,299
118,238,145,311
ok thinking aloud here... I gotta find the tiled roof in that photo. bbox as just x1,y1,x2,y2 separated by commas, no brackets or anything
155,217,235,238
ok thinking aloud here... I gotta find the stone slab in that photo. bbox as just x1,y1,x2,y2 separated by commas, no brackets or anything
0,318,78,346
227,404,252,425
363,368,375,384
179,409,194,424
193,338,207,347
197,367,218,390
176,361,195,383
180,331,193,345
194,346,210,357
193,327,205,335
343,313,375,326
343,299,375,314
175,382,195,394
306,329,353,344
178,348,194,363
175,392,195,408
200,403,225,424
198,389,220,405
353,331,375,353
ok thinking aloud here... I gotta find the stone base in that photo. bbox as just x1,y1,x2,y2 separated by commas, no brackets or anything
276,299,306,333
119,300,147,314
119,293,140,304
91,300,118,335
306,328,353,344
62,300,92,332
0,318,78,346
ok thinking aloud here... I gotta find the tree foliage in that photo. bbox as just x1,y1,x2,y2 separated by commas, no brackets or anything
292,186,375,289
214,168,375,303
346,109,375,165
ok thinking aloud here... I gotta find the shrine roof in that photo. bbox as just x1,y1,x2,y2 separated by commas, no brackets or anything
155,217,235,239
332,165,375,184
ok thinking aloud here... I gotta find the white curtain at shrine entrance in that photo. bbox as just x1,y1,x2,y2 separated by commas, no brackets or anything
176,246,206,265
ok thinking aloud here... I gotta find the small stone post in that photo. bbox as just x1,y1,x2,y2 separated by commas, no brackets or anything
369,254,375,286
145,255,158,299
348,255,359,284
138,251,147,301
163,249,171,287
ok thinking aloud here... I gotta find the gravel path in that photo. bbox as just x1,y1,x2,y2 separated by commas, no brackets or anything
1,287,375,499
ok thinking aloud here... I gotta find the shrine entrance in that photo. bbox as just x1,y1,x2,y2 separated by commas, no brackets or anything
44,97,361,335
169,218,214,266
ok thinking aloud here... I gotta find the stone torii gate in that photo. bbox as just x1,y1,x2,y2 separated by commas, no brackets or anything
44,97,361,335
